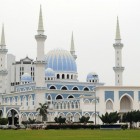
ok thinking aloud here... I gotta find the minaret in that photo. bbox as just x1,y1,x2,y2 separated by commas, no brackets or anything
113,17,124,86
35,5,47,87
0,24,8,93
70,32,77,60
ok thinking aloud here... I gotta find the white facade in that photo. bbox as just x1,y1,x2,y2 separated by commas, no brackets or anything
0,7,140,125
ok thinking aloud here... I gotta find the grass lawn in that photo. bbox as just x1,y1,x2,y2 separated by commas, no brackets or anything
0,129,140,140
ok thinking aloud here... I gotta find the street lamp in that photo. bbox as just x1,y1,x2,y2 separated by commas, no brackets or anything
94,86,97,126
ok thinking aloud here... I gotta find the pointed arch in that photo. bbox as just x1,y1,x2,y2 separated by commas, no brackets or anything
83,87,90,91
61,86,68,90
120,94,133,111
21,113,28,121
49,85,56,90
106,99,113,110
56,94,63,100
67,95,75,99
74,113,81,122
72,86,79,90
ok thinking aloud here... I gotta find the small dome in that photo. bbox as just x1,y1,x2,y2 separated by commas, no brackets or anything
45,49,77,72
45,68,55,77
86,72,99,82
21,73,32,82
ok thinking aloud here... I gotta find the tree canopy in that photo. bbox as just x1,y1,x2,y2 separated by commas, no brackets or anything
99,112,120,124
36,103,48,122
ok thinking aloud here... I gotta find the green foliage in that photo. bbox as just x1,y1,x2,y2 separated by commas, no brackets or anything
46,124,100,129
122,110,140,129
36,103,48,122
54,116,66,124
99,111,120,124
0,118,8,125
79,116,90,123
28,118,36,124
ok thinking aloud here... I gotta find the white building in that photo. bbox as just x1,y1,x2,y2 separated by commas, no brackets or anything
0,6,139,125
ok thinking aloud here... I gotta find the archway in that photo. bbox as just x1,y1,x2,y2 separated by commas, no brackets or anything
120,95,132,112
74,113,81,122
7,109,19,125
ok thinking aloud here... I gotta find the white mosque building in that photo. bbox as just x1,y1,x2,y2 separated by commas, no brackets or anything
0,6,140,125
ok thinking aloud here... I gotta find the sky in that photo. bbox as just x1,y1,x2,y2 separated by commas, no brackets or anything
0,0,140,86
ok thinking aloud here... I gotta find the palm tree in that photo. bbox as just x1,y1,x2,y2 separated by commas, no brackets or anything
36,103,48,122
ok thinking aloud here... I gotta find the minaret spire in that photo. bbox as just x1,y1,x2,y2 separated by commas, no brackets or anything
35,6,47,87
38,5,44,34
115,16,121,40
71,32,75,52
1,24,6,46
113,17,124,86
0,24,8,93
70,32,77,60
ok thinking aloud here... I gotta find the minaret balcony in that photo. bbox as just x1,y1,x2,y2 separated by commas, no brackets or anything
113,67,124,72
0,70,8,75
35,34,47,41
34,60,47,64
0,48,8,53
113,43,123,48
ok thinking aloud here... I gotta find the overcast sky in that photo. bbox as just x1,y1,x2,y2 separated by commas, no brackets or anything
0,0,140,86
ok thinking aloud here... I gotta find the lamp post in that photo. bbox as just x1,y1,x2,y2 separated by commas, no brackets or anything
94,86,97,126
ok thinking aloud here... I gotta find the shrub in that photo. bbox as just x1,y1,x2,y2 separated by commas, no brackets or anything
0,118,8,125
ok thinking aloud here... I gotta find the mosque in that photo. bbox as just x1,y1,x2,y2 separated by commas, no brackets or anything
0,6,140,125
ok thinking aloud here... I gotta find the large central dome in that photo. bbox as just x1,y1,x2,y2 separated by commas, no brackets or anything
45,49,77,72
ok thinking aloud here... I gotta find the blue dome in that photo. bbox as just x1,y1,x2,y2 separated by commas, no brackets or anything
21,73,32,82
45,68,55,77
45,49,77,72
87,72,98,81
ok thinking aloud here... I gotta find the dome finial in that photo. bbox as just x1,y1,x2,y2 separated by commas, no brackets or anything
70,31,75,52
0,24,6,46
37,5,44,34
115,16,121,40
70,31,77,60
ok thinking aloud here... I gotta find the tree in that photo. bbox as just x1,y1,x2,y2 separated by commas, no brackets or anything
99,112,120,124
54,116,66,125
122,110,140,129
36,103,48,122
79,116,90,123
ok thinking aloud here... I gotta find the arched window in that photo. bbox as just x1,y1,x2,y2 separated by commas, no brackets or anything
50,86,56,89
75,102,78,108
71,75,73,79
62,74,65,79
64,102,66,109
106,100,113,110
71,102,74,108
67,74,69,79
68,95,74,99
47,95,51,100
56,103,59,109
56,95,63,100
61,86,67,90
83,87,89,91
73,87,78,90
67,102,70,109
57,74,60,79
60,103,63,109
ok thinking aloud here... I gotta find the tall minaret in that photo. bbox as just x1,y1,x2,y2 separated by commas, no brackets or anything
35,6,47,87
113,17,124,86
70,32,77,60
0,24,8,93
